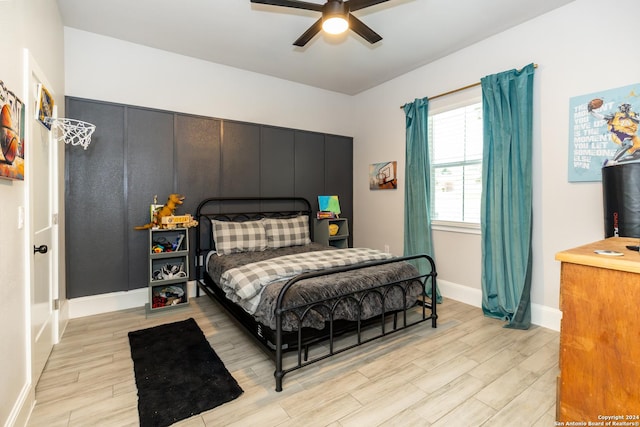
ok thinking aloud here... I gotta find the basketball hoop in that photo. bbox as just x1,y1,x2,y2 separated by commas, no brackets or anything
44,117,96,150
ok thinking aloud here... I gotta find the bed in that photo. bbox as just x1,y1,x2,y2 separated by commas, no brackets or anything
194,197,438,391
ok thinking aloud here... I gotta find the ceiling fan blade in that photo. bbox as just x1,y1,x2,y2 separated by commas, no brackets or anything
347,0,390,12
293,18,323,46
250,0,323,12
348,13,382,44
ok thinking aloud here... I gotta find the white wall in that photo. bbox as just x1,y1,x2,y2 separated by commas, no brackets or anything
352,0,640,330
0,0,65,425
64,29,355,138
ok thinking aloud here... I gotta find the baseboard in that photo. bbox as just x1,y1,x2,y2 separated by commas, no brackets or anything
5,381,34,427
68,281,198,319
531,303,562,332
438,279,561,332
438,279,483,308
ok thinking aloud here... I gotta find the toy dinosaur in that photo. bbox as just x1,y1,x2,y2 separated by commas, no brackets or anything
134,194,185,230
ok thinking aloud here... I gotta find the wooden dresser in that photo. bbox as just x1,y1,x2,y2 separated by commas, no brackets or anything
555,237,640,422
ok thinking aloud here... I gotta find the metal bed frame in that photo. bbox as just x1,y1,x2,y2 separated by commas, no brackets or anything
194,197,438,391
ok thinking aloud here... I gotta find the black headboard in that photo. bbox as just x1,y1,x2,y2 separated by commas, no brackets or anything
194,197,312,277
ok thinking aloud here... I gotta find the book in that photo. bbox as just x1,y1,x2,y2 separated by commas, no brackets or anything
317,211,337,219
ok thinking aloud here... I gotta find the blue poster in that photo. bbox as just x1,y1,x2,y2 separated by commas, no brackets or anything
568,83,640,182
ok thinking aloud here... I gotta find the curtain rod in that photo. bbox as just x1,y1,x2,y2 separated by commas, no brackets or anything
400,64,538,109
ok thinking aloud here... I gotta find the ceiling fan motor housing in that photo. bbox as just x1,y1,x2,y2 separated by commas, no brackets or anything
323,0,349,18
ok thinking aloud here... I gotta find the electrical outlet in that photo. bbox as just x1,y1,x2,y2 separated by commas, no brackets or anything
384,244,390,253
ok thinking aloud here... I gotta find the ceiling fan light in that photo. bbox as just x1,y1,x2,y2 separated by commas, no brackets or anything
321,1,349,35
322,16,348,34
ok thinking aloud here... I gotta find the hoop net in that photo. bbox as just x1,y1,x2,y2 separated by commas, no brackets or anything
45,118,96,150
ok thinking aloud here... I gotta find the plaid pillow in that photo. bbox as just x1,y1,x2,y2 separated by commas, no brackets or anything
263,216,311,248
212,220,267,255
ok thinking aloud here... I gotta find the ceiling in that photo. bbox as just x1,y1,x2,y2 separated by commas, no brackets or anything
56,0,575,95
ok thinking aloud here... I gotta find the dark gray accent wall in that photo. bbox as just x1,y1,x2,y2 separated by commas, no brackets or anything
325,134,354,238
126,108,175,289
295,131,326,214
65,97,353,298
261,126,295,198
175,115,221,215
221,121,261,197
66,100,127,297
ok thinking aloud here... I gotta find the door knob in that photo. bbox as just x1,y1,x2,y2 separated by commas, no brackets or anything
34,245,48,254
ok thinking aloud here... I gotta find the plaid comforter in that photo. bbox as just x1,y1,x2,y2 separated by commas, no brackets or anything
220,248,393,315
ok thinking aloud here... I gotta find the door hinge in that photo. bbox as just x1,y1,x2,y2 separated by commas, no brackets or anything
53,299,60,310
52,213,59,225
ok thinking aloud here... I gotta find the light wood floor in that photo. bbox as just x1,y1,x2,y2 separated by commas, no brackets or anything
28,295,559,426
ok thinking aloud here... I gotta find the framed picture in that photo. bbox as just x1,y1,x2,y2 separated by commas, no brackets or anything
36,83,54,130
1,80,25,180
369,161,397,190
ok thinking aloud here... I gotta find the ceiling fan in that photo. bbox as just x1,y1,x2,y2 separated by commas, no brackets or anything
250,0,389,47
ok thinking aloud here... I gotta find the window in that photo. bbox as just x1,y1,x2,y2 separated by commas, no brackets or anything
429,101,483,226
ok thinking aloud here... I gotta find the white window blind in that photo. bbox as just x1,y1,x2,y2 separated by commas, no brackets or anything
429,102,483,224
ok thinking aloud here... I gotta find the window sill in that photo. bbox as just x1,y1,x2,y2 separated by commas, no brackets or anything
431,220,480,235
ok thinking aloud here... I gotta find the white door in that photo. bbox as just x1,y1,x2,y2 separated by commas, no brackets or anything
27,52,58,383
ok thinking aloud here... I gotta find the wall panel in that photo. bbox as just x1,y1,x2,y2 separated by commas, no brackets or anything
176,114,221,276
65,98,127,297
325,134,354,245
294,130,325,217
221,121,260,198
126,108,175,289
261,126,294,197
261,126,295,212
176,114,221,215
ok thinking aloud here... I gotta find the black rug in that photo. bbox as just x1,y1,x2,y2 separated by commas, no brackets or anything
128,318,243,427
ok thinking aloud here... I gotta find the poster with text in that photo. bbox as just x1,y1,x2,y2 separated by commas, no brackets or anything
568,83,640,182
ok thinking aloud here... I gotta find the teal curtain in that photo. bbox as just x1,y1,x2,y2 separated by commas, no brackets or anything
480,63,535,329
403,97,441,303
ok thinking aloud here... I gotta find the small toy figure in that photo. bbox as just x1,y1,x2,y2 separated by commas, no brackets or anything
135,194,185,230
